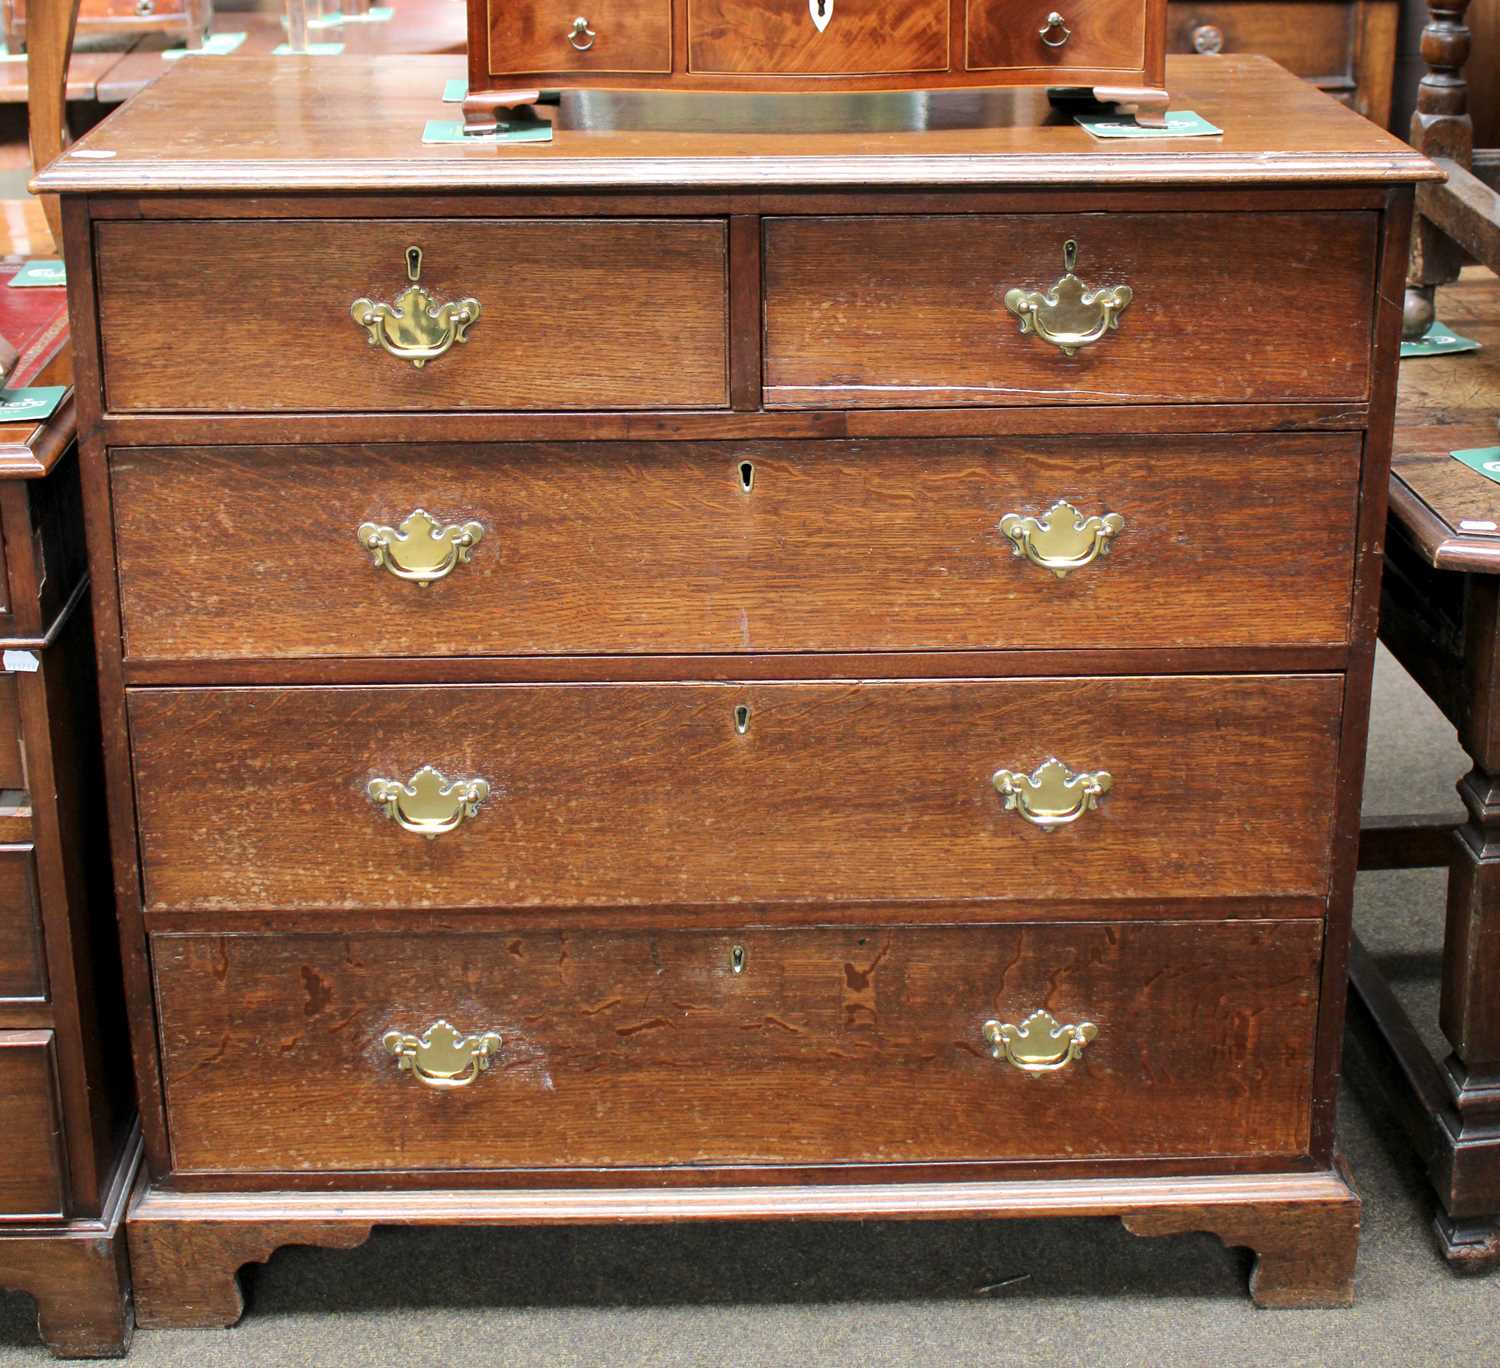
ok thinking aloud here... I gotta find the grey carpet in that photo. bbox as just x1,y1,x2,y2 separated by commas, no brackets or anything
1,645,1491,1365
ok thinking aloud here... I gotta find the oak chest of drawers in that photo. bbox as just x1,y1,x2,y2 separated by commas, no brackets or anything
36,51,1435,1322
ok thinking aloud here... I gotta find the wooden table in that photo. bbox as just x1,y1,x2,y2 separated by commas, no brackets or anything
1354,268,1500,1268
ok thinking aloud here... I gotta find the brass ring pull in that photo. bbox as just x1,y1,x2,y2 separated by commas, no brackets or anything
357,509,485,587
999,500,1124,579
351,246,480,369
367,765,491,838
383,1020,502,1089
983,1009,1097,1071
1004,240,1132,357
992,757,1112,831
1039,11,1071,46
568,15,596,48
1191,22,1224,53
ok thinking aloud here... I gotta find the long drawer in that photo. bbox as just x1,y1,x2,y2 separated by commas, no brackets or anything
763,212,1377,407
0,1031,66,1218
153,921,1323,1174
110,433,1361,662
94,219,730,413
128,675,1342,913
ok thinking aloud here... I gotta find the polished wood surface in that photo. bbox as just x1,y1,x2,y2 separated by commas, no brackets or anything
968,0,1145,72
95,218,730,413
0,1032,64,1218
127,676,1341,913
688,0,948,75
0,851,45,1003
152,920,1322,1174
32,55,1438,194
763,212,1377,407
109,434,1361,662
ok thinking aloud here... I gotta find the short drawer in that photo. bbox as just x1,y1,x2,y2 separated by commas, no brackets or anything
488,0,671,75
0,1032,66,1218
153,921,1322,1174
111,433,1361,662
0,849,46,1002
129,675,1342,913
967,0,1145,72
94,219,729,413
0,673,23,789
689,0,948,74
763,213,1376,407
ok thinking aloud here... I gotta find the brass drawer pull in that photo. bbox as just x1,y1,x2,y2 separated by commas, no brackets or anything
568,15,596,48
1000,499,1124,578
1038,11,1071,46
367,765,491,837
351,245,480,369
983,1009,1097,1071
992,757,1111,830
1004,239,1132,356
357,509,485,587
383,1020,503,1088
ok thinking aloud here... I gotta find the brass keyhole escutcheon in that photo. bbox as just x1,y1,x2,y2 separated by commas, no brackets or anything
731,944,746,974
738,460,755,494
734,703,751,735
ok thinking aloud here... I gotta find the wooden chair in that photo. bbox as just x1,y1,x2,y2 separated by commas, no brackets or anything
26,0,82,246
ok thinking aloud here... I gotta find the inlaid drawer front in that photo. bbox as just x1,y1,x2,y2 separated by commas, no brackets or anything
488,0,671,75
94,219,729,413
967,0,1145,72
152,921,1322,1173
110,434,1361,662
0,1031,66,1218
689,0,948,75
0,849,47,1002
128,675,1341,913
764,212,1377,407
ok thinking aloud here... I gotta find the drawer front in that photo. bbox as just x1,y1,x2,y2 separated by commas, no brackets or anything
112,434,1360,662
129,676,1342,913
968,0,1145,72
488,0,671,75
0,850,46,1002
0,673,23,789
95,220,729,413
764,213,1376,407
0,1032,66,1218
689,0,948,75
153,921,1322,1173
1166,3,1350,76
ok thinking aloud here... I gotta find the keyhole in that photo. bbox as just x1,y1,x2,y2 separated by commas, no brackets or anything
731,944,746,974
816,0,826,14
738,460,755,493
406,245,422,282
734,703,751,735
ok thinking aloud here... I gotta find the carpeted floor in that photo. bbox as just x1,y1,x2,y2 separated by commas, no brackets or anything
0,645,1490,1366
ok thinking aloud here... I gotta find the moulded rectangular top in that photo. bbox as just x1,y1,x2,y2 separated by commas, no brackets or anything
34,53,1439,195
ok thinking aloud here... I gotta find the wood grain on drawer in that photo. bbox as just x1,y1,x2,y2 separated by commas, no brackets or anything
153,921,1322,1173
128,676,1341,913
489,0,671,75
968,0,1144,71
0,1032,65,1218
110,433,1361,662
763,213,1376,407
94,219,729,413
0,673,23,789
0,850,46,1002
689,0,948,74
